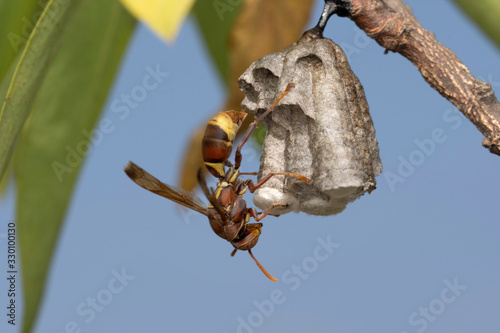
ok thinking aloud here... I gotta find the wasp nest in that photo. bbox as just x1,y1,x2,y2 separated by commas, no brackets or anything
238,30,382,216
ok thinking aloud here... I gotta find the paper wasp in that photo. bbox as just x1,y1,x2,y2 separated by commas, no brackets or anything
124,83,310,281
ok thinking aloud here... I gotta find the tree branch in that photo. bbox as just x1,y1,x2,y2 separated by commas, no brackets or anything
320,0,500,156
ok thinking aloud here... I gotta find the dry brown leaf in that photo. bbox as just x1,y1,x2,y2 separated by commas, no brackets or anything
180,0,315,191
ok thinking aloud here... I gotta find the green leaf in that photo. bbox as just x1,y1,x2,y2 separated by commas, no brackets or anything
0,0,44,194
191,0,243,85
452,0,500,48
0,0,87,183
0,0,88,182
0,0,41,83
13,1,135,332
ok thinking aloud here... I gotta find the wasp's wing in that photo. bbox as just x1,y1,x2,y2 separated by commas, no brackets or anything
124,161,208,216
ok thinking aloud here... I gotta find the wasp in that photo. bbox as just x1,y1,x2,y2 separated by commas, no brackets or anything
124,82,310,281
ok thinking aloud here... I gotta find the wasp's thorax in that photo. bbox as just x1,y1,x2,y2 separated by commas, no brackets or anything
207,169,259,251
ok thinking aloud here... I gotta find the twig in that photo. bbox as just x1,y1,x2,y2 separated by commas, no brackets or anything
317,0,500,156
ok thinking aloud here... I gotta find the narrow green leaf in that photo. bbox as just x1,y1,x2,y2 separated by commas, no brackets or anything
0,0,43,194
13,1,135,332
191,0,243,85
0,0,86,182
453,0,500,48
0,0,41,83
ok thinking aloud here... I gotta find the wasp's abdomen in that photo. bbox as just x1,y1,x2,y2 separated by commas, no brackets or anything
202,111,247,178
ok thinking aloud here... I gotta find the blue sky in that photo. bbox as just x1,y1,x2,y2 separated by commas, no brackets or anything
1,0,500,332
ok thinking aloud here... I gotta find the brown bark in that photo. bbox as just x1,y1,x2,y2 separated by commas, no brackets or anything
329,0,500,156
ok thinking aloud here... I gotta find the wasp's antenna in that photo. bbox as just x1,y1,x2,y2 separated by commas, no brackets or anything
248,249,278,282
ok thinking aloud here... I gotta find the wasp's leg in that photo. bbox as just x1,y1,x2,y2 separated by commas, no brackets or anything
234,82,295,169
244,172,311,193
248,203,288,222
231,223,262,252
